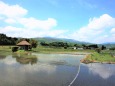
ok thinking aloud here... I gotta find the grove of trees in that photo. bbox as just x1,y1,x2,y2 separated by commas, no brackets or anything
40,42,69,49
0,33,38,48
0,34,18,45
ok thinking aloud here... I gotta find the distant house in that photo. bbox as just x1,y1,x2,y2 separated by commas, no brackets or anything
17,40,31,50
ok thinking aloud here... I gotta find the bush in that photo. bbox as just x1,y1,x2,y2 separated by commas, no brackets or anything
12,47,19,52
95,48,101,53
110,47,115,50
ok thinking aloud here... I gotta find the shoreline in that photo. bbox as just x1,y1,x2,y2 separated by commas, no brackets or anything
14,51,115,64
80,54,115,64
1,46,115,64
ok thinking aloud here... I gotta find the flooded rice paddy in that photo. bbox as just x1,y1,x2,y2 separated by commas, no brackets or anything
72,63,115,86
0,53,115,86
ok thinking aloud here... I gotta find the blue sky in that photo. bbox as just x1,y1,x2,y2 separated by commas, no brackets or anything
0,0,115,43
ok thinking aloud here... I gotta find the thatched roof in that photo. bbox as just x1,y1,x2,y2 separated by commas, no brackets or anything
17,40,31,46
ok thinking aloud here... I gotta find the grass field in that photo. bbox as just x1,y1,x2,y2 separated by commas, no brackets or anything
0,46,115,64
0,46,12,56
32,46,95,54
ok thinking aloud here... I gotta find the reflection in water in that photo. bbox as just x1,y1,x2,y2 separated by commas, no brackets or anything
0,55,6,59
72,63,115,86
0,53,84,86
12,53,38,65
0,55,17,65
87,63,115,79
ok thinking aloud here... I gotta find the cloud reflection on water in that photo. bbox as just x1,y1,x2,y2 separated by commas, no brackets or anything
0,53,83,86
87,63,115,79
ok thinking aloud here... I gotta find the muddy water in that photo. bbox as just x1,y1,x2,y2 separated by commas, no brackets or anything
0,53,84,86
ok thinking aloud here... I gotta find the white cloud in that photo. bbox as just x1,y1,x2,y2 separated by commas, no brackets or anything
0,1,57,30
88,14,115,29
0,1,66,38
0,26,23,33
1,1,115,43
19,17,57,30
71,14,115,43
110,28,115,33
0,1,27,18
5,18,16,24
0,26,66,38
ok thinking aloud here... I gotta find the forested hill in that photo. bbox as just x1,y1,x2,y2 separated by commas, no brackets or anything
102,43,115,48
0,34,18,45
0,34,91,46
0,33,115,48
34,37,91,44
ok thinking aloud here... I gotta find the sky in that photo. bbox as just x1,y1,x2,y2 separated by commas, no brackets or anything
0,0,115,43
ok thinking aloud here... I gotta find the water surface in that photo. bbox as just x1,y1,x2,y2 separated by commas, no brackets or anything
72,63,115,86
0,53,84,86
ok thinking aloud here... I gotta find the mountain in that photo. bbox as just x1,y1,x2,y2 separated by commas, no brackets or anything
34,37,92,45
102,42,115,48
102,42,115,45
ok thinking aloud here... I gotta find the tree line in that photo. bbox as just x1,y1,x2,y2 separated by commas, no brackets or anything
0,34,18,45
40,41,107,50
0,33,38,48
40,42,69,49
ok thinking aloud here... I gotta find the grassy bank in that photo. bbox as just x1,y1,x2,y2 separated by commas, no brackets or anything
0,46,12,56
1,46,115,64
32,46,94,54
81,52,115,64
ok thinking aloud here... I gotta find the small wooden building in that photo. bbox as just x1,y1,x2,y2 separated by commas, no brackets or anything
17,40,31,50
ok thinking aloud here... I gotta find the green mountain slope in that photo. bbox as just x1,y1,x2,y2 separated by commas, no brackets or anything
34,37,91,44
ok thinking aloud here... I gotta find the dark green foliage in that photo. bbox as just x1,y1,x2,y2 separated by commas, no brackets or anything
74,44,78,47
101,45,106,50
110,47,115,50
0,33,18,45
95,48,101,53
40,42,49,46
49,42,64,47
82,44,98,49
29,39,38,48
12,47,19,52
74,44,82,48
0,34,38,48
40,42,69,48
88,44,98,48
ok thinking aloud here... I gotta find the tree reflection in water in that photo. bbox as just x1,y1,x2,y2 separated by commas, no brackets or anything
12,53,38,65
0,55,6,60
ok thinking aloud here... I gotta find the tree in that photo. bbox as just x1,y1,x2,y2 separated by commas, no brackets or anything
88,44,98,49
40,42,49,46
64,43,69,49
29,39,38,48
101,45,106,50
0,33,18,45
